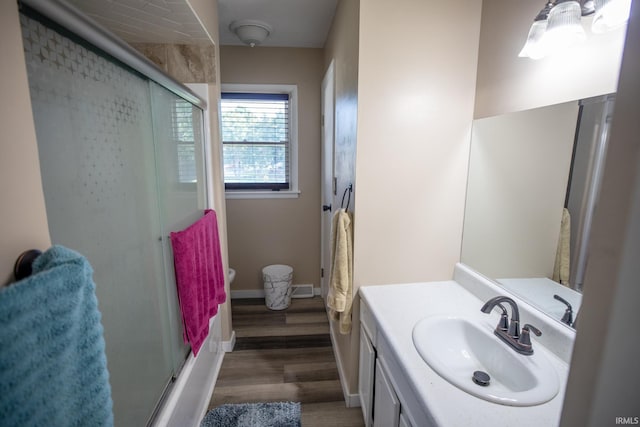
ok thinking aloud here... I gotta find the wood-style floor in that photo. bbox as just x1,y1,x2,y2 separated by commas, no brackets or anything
207,297,364,426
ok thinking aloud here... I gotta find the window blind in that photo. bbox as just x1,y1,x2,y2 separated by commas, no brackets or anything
172,99,197,183
221,92,290,190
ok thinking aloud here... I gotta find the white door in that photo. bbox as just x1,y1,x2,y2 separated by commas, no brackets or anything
320,61,335,302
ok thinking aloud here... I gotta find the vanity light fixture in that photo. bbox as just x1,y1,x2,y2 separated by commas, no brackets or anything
229,20,272,47
544,0,587,54
519,0,631,59
519,2,554,59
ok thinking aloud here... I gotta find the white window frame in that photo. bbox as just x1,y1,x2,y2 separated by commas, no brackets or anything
221,83,299,199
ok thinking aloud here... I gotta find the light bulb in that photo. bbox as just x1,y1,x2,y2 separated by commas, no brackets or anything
518,2,555,59
519,20,549,59
543,1,586,55
592,0,632,33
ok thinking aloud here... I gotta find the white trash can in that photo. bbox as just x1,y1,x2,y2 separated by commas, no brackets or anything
262,264,293,310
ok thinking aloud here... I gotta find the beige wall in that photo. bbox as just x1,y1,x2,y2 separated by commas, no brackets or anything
561,1,640,424
0,1,51,287
323,0,360,398
220,47,324,291
354,0,482,287
476,0,626,119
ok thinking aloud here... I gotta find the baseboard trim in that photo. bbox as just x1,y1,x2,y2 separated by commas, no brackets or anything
231,286,321,299
230,289,265,299
222,330,236,352
329,325,361,408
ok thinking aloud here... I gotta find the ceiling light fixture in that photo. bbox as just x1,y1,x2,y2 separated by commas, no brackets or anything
229,20,272,48
519,0,631,60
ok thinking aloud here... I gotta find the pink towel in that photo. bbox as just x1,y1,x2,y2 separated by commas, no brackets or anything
170,209,226,356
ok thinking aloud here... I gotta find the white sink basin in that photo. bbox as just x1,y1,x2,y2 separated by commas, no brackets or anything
412,315,559,406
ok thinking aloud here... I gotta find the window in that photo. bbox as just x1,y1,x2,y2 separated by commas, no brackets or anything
221,84,298,198
172,99,198,183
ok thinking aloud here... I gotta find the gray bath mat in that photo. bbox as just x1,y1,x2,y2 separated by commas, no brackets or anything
200,402,301,427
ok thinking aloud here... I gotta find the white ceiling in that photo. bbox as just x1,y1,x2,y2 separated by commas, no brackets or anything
217,0,338,48
67,0,338,48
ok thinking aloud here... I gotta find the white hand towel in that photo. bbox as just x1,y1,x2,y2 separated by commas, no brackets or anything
327,209,353,334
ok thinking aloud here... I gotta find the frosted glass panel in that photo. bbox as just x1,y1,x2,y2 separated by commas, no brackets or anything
150,82,207,372
20,14,206,426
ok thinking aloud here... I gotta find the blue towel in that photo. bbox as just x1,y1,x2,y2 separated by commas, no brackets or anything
0,245,113,427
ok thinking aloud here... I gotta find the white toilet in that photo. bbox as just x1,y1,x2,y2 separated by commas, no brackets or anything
228,268,236,284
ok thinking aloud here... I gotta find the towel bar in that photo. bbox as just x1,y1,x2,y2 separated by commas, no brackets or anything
14,249,43,282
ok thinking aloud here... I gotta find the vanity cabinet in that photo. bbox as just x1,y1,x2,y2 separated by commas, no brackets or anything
359,300,418,427
358,273,571,427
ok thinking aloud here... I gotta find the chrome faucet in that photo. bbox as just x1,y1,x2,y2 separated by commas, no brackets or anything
481,296,541,355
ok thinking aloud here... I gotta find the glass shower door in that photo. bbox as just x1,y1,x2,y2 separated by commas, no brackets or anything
21,13,207,426
149,82,207,375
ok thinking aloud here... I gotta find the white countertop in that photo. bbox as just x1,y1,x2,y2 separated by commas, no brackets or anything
359,279,570,427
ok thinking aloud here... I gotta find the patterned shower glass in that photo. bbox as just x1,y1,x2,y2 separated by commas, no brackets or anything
21,13,206,426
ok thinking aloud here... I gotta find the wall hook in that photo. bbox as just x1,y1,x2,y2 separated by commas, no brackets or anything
341,184,353,212
14,249,43,282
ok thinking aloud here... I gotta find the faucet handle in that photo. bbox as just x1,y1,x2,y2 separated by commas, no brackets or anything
508,319,520,340
518,324,542,348
496,303,509,331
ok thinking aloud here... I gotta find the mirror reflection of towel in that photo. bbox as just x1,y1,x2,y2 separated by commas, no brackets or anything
327,209,353,334
553,208,571,286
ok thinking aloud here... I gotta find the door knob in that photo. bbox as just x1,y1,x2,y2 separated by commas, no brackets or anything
322,204,332,212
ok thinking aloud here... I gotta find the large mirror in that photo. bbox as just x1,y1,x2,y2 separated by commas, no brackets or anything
461,94,615,329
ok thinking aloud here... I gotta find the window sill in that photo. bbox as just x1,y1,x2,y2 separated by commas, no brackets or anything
225,190,301,200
